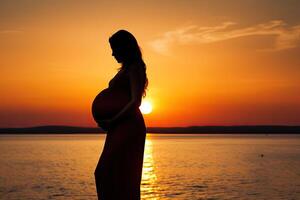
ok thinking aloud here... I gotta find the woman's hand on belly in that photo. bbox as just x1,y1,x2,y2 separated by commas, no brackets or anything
97,119,115,131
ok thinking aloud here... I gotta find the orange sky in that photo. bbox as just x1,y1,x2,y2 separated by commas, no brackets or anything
1,0,300,127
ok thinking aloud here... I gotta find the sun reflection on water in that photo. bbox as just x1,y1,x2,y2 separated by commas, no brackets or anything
141,139,160,199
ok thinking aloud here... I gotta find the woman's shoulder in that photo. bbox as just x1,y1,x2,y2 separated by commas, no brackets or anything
127,61,144,69
126,61,145,76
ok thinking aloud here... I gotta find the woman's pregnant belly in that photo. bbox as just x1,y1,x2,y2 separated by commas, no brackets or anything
91,87,131,124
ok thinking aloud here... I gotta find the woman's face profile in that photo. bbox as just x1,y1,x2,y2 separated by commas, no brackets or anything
110,44,124,63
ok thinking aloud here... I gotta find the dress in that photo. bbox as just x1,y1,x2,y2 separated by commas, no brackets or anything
94,67,147,200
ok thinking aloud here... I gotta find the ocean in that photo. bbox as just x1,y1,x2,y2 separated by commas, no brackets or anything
1,134,300,200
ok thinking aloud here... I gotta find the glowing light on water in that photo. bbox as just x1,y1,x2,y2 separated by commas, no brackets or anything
141,139,160,199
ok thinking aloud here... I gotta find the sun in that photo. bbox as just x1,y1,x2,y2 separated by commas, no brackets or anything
139,100,153,114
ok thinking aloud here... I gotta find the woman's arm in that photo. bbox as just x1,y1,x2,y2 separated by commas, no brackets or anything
96,65,143,168
97,65,142,129
111,65,142,122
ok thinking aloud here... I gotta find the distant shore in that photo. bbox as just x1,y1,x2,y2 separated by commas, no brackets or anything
0,125,300,134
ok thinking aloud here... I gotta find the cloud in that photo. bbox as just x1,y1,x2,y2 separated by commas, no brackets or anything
149,20,300,55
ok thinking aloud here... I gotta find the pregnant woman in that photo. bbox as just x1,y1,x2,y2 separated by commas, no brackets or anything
92,30,148,200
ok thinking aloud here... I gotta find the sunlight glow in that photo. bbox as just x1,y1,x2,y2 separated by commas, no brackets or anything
139,100,153,114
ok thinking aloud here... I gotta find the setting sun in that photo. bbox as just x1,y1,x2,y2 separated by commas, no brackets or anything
139,100,153,114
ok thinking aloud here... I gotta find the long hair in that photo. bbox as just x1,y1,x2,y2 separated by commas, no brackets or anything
109,30,148,98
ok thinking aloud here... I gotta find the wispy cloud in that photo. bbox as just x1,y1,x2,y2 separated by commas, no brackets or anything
149,20,300,55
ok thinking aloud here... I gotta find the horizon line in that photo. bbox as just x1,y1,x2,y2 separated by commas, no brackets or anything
1,124,300,129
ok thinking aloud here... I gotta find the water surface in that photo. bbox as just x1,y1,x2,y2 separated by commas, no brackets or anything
0,134,300,199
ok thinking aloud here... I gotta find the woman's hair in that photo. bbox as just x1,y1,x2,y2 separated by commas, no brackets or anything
109,30,148,98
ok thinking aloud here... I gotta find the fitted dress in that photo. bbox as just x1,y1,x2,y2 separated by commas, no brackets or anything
94,67,147,200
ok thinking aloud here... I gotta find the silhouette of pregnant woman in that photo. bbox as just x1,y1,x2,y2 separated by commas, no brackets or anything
92,30,148,200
